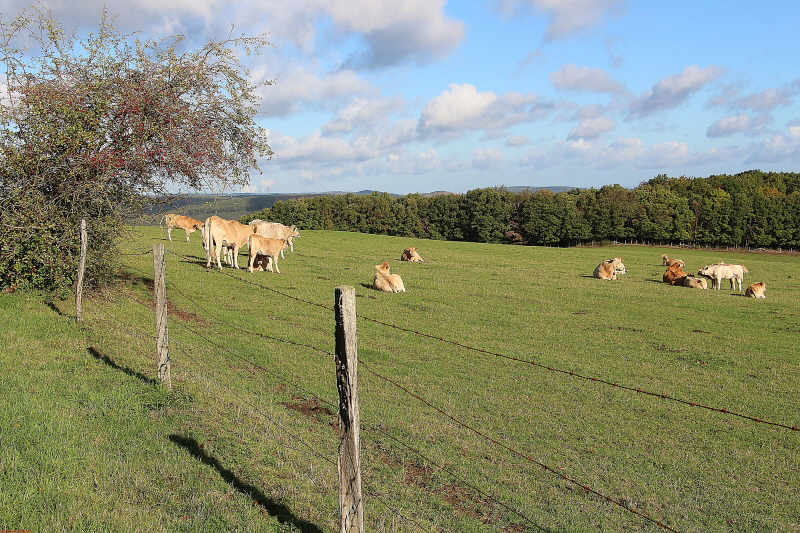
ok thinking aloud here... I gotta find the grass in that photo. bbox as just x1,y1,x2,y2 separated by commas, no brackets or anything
2,226,799,532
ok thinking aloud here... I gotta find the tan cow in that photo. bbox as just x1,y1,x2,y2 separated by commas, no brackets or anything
373,262,405,293
247,234,288,273
250,220,300,258
745,281,766,298
663,263,688,285
698,263,749,291
162,214,203,242
681,275,708,289
593,258,626,280
204,216,255,270
400,246,424,262
661,254,685,269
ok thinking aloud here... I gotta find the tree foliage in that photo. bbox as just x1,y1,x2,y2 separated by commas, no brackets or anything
0,6,272,291
247,171,800,250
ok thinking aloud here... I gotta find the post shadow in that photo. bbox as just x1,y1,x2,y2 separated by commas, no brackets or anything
168,434,324,533
87,346,159,386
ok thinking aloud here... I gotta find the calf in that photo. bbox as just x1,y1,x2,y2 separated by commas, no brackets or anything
247,234,288,274
163,214,203,242
681,275,708,289
593,258,626,280
400,246,425,262
744,281,766,298
373,262,405,293
663,263,688,285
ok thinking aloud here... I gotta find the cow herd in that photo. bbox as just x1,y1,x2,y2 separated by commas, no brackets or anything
162,214,767,298
593,253,766,298
160,214,301,274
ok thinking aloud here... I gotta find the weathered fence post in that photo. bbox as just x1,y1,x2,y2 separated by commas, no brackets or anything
153,243,171,388
75,219,88,322
334,286,363,533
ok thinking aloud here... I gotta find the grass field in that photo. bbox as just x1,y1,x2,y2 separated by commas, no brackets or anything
2,226,799,532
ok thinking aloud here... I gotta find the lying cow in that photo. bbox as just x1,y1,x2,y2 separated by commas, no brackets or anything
204,216,255,270
593,258,626,280
400,246,424,262
250,220,300,258
247,234,288,274
373,262,405,293
663,263,688,285
162,214,203,242
698,263,749,291
661,254,685,269
681,275,708,289
745,281,766,298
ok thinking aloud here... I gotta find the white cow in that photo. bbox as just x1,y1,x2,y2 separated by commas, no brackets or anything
593,258,627,280
697,263,749,291
204,216,255,270
249,220,300,258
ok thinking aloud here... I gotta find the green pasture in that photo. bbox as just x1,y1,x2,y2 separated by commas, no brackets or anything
2,226,798,532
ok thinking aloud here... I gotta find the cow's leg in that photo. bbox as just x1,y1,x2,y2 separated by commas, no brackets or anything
231,246,240,269
167,227,173,241
273,256,280,274
248,251,256,273
185,229,191,242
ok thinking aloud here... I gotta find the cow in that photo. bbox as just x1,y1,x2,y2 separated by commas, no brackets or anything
249,220,300,258
203,216,256,270
162,214,203,242
400,246,424,262
373,262,405,293
698,263,749,291
681,275,708,289
745,281,766,298
593,258,626,280
247,234,288,274
663,263,688,285
661,254,685,269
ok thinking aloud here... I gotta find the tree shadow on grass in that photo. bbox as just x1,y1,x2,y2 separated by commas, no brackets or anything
88,346,159,386
168,434,324,533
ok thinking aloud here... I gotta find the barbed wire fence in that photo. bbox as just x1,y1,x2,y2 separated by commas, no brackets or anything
75,227,798,532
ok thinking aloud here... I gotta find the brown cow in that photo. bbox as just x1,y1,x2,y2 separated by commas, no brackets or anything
373,262,405,293
745,281,766,298
162,214,203,242
400,246,425,262
247,234,288,273
663,263,688,285
593,258,626,280
204,216,255,270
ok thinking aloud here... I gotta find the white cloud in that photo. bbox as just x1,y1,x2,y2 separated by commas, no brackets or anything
496,0,626,41
471,148,505,170
709,81,799,113
745,127,800,164
258,68,373,117
323,97,404,133
706,114,773,138
567,116,616,139
520,136,688,170
628,65,726,118
506,135,530,147
418,83,551,138
550,64,625,94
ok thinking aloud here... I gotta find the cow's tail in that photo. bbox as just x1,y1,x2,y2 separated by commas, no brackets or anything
203,217,211,267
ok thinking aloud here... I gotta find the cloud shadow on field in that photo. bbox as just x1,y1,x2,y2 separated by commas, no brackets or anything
168,434,324,533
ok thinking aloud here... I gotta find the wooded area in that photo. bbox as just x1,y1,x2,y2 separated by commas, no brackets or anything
246,170,800,249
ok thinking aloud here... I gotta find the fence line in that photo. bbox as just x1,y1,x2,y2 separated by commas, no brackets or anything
158,250,798,434
99,280,571,531
105,248,797,531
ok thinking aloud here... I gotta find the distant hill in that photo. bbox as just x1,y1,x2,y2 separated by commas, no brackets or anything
136,186,577,225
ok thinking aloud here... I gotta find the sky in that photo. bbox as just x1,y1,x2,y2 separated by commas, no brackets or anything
3,0,800,195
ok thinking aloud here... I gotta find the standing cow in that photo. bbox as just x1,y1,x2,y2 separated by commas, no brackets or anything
162,214,203,242
247,234,288,274
698,263,749,291
204,216,255,270
249,220,301,258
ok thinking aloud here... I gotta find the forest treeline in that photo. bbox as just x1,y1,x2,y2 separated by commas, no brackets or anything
243,170,800,249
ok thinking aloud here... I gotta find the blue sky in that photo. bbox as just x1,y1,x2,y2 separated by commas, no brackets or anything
4,0,799,194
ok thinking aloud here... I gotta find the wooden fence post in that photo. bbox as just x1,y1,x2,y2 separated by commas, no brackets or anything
334,286,363,533
153,243,171,388
75,219,87,322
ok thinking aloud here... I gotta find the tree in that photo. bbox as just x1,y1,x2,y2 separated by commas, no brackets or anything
0,6,273,291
